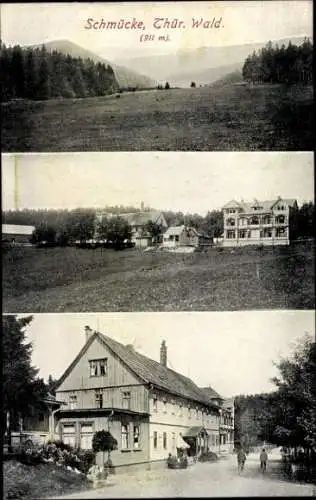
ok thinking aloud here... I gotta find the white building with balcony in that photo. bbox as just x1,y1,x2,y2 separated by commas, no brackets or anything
222,197,298,247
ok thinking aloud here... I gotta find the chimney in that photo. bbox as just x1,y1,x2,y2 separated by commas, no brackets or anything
160,340,167,367
84,325,93,343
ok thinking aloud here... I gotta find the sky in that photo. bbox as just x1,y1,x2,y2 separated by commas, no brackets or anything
1,1,313,58
2,152,314,215
13,310,315,397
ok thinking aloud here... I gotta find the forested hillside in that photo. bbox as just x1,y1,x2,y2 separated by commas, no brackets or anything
242,39,313,85
0,42,119,101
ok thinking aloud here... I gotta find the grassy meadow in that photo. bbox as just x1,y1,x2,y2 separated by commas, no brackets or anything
3,242,314,312
1,84,313,151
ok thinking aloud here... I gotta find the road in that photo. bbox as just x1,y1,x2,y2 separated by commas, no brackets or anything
54,452,315,498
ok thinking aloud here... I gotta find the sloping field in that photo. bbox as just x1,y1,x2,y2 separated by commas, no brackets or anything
1,85,313,151
3,243,314,312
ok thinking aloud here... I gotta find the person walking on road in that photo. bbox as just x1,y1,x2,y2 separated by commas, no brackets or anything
260,448,268,473
237,448,247,473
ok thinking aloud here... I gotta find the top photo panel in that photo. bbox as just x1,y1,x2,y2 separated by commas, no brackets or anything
1,1,313,152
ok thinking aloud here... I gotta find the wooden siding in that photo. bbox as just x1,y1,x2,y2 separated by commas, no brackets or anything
58,385,149,413
57,336,142,392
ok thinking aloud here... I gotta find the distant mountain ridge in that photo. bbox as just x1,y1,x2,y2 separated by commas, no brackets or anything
116,36,310,86
29,39,157,89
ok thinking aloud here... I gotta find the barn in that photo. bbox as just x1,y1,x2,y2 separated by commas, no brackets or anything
2,224,35,246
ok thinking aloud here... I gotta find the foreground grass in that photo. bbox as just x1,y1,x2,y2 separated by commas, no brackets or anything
3,460,91,500
1,84,313,151
3,242,314,312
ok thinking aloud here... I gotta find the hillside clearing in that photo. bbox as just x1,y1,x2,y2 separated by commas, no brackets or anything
1,85,313,151
3,243,314,312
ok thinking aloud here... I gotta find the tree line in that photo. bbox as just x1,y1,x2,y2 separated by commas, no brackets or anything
3,315,58,444
242,39,313,85
2,206,224,246
0,42,119,101
2,202,314,247
234,335,315,456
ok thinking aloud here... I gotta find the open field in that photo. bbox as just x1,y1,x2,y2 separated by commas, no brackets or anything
1,85,313,151
3,242,314,312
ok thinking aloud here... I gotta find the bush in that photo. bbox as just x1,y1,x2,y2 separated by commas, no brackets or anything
76,450,95,474
19,448,43,466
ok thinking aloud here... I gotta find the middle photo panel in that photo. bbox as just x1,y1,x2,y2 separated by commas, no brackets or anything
2,151,314,313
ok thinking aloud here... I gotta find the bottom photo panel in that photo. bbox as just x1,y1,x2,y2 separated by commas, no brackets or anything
3,311,315,499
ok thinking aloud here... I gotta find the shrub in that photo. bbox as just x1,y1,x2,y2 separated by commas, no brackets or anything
76,450,95,474
19,448,43,466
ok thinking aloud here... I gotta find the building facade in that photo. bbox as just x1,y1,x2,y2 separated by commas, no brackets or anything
222,198,298,247
54,328,230,471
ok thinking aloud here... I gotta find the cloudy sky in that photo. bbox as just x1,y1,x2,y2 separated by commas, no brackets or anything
2,152,314,215
1,1,312,58
14,310,315,398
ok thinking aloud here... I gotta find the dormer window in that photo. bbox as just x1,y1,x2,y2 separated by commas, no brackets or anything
89,358,107,377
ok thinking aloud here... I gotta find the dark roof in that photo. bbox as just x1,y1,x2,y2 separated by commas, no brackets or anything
121,211,165,226
200,386,223,401
56,332,219,410
222,198,297,213
184,426,208,438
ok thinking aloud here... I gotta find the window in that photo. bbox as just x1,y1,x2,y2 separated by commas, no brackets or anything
69,394,78,410
276,227,287,237
62,423,76,447
250,216,259,225
172,432,176,452
239,217,247,226
163,400,167,413
152,395,158,412
80,423,93,450
262,215,271,225
95,390,103,408
153,431,158,449
239,230,247,239
121,423,129,450
89,359,107,377
226,230,235,239
276,215,285,224
263,228,272,238
133,425,140,449
226,218,235,226
163,432,167,450
39,413,45,422
175,235,179,242
188,407,191,419
227,208,236,214
179,405,183,417
196,409,200,420
122,391,131,409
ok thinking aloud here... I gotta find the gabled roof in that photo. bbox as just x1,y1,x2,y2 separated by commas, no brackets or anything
2,224,35,235
56,332,219,410
164,225,186,237
164,225,201,237
222,200,243,209
200,386,224,402
223,198,297,214
120,211,165,227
